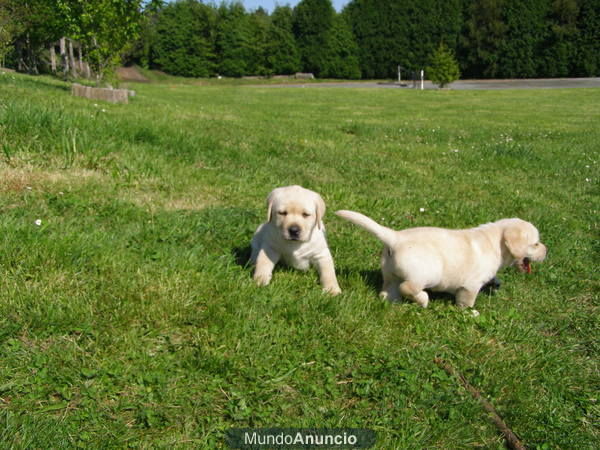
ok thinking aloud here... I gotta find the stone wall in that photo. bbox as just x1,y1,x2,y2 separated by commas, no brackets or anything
71,83,134,104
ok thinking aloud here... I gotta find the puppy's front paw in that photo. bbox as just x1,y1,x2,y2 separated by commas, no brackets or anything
323,284,342,296
253,272,272,286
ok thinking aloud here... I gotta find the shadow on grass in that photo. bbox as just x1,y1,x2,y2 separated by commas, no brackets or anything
232,245,313,277
233,245,252,267
338,267,501,306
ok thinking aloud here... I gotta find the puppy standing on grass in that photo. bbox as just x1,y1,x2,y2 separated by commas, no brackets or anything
336,210,546,308
251,185,341,295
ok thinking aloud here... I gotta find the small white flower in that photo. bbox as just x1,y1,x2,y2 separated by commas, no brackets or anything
586,178,591,182
34,219,42,226
93,103,99,107
471,309,480,317
101,108,107,113
419,207,425,213
25,186,32,190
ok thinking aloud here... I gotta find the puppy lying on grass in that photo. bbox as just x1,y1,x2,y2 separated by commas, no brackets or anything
251,185,341,295
336,210,546,308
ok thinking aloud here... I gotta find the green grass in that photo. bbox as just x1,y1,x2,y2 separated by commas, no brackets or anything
0,71,598,448
128,65,379,87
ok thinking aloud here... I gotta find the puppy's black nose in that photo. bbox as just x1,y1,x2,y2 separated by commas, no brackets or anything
288,225,301,238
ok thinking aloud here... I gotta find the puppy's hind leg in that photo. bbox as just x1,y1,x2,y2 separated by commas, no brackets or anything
399,280,429,308
380,271,401,301
455,288,478,308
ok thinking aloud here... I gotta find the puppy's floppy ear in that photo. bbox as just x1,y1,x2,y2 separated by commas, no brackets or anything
315,193,326,230
266,190,275,223
503,224,529,259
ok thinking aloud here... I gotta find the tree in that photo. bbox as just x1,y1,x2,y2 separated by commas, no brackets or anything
0,0,22,67
56,0,143,81
320,14,361,79
246,8,270,75
345,0,462,79
7,0,65,73
427,42,460,87
215,3,255,77
495,0,549,78
538,0,579,77
128,0,165,69
292,0,335,76
573,0,600,76
266,5,301,75
152,0,215,77
345,0,407,79
460,0,507,78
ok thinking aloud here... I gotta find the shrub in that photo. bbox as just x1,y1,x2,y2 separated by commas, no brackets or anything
427,42,460,88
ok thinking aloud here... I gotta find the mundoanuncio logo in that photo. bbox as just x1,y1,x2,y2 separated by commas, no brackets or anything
225,428,376,449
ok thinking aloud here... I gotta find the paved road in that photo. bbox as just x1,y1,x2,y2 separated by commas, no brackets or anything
258,77,600,90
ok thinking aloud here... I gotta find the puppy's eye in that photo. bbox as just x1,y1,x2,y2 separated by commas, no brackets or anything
278,211,287,216
302,212,311,218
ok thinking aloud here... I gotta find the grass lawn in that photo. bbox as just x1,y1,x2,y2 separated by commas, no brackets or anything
0,72,598,448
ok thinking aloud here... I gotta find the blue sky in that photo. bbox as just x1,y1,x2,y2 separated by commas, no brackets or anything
233,1,349,13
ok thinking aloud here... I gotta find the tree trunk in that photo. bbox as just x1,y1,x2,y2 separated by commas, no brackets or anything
77,45,83,73
50,43,57,72
68,39,76,77
60,37,68,76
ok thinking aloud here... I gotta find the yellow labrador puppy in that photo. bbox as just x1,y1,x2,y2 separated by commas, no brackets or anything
336,210,546,307
251,186,341,295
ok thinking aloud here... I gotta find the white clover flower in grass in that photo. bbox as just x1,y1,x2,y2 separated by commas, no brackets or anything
34,219,42,226
471,310,480,317
419,208,425,213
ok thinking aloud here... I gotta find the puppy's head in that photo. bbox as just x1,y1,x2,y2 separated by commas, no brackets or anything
266,185,325,242
502,219,547,273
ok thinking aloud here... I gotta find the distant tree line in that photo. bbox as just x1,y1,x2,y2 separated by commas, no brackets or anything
132,0,360,78
1,0,599,80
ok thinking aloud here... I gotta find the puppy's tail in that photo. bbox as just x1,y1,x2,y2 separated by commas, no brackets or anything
335,210,397,248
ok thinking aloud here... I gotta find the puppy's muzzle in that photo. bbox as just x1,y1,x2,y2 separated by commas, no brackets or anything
287,225,301,240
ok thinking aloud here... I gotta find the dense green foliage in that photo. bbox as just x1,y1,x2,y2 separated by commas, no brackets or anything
1,0,599,79
345,0,463,79
1,0,141,79
151,0,215,77
1,70,599,448
266,6,301,75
